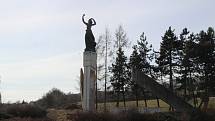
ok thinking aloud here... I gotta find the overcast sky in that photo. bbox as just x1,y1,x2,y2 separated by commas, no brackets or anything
0,0,214,103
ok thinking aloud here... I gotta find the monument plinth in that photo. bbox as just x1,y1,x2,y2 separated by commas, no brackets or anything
83,51,96,111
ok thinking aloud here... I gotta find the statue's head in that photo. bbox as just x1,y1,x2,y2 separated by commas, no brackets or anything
88,19,93,25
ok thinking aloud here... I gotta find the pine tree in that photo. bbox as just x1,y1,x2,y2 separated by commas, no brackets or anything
129,32,154,107
175,29,199,106
110,47,129,107
137,32,154,77
194,27,215,110
137,32,155,106
129,45,142,107
184,33,199,105
157,27,178,92
174,29,200,107
175,28,190,98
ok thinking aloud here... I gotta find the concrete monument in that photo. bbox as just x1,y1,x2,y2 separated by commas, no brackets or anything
81,14,97,111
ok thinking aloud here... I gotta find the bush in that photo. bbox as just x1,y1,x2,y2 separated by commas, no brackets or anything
3,104,47,118
0,112,13,120
35,88,81,109
36,88,67,109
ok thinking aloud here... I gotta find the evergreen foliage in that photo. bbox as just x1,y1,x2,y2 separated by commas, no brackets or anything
109,48,130,107
157,27,178,91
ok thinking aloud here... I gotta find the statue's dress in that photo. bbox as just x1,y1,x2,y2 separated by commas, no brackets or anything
85,28,96,52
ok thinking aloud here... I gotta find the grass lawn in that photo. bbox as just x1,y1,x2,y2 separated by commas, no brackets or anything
96,97,215,112
208,97,215,108
97,99,170,112
187,97,215,108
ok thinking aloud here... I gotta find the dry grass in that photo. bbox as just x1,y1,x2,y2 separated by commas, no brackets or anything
47,109,69,121
97,99,170,112
96,97,215,112
47,108,82,121
208,97,215,108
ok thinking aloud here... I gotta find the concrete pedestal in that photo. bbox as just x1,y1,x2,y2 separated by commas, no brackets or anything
82,51,97,111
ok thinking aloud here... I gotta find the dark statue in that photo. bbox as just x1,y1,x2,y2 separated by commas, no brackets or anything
82,14,96,52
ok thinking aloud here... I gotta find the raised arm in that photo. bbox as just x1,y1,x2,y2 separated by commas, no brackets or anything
91,18,96,26
82,14,87,25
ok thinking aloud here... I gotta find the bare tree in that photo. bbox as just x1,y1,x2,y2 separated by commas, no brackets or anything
96,28,112,111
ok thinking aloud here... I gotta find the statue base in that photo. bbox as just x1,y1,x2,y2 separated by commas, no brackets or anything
82,51,97,112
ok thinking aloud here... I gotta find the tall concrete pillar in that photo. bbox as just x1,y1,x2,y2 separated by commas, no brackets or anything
83,51,96,111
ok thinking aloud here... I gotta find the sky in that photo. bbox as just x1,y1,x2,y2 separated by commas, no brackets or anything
0,0,214,103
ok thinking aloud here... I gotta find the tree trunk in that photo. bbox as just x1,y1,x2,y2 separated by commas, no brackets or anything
202,66,209,111
104,36,108,111
156,97,160,107
192,91,197,107
184,75,187,99
116,91,119,107
135,87,139,107
202,100,209,112
169,51,173,92
143,90,147,107
144,99,147,107
169,50,173,111
122,87,126,108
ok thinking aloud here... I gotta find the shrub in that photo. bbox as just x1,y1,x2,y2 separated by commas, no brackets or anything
35,88,81,109
0,112,13,120
36,88,67,109
5,104,47,118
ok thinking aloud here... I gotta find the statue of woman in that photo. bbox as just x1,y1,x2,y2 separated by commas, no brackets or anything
82,14,96,52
